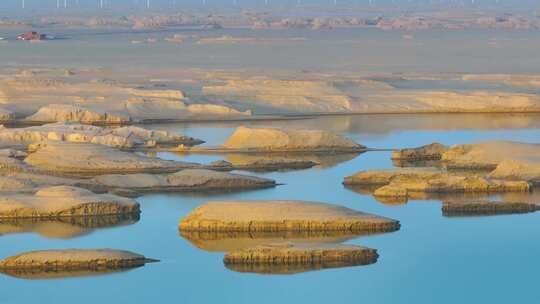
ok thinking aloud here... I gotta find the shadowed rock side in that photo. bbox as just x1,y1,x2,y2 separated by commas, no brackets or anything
0,123,202,149
24,142,199,175
92,169,276,196
180,230,375,252
0,249,157,280
178,126,365,153
441,141,540,170
392,143,449,161
344,169,531,202
442,201,540,217
0,214,139,239
223,243,378,275
179,200,400,233
0,108,15,122
208,158,316,172
0,186,140,219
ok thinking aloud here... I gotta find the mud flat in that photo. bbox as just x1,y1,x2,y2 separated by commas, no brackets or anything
24,142,199,175
0,214,139,239
0,186,139,218
343,169,531,200
92,169,276,196
223,243,378,274
442,201,540,217
179,200,400,233
0,249,156,279
177,126,366,153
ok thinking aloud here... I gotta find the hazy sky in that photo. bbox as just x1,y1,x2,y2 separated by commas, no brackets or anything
1,0,539,10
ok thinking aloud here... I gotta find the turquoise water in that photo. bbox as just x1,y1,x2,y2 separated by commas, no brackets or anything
0,114,539,303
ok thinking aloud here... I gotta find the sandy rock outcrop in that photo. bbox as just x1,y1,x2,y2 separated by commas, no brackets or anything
179,200,400,233
203,79,353,114
24,142,199,175
0,249,156,279
181,127,364,154
442,201,540,217
208,157,316,172
0,186,139,218
441,141,540,169
488,157,540,184
223,243,378,274
0,149,27,158
344,169,531,200
0,123,202,149
0,173,91,193
222,127,364,152
25,104,130,124
125,98,250,122
92,169,275,196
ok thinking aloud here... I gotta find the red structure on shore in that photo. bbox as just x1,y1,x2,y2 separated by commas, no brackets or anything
16,31,46,41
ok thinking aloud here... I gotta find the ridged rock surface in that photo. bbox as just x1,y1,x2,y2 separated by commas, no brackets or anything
223,243,378,274
24,142,198,175
221,126,365,152
0,186,139,218
442,201,540,217
92,169,276,195
179,200,400,233
25,104,130,124
441,141,540,169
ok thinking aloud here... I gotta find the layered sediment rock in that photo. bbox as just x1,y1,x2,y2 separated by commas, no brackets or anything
92,169,276,196
344,169,531,200
0,249,156,279
24,142,198,175
442,201,540,217
25,104,130,124
224,243,378,274
0,186,139,218
0,123,201,149
179,200,400,233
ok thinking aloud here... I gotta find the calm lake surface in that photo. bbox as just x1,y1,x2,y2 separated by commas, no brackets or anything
1,113,539,303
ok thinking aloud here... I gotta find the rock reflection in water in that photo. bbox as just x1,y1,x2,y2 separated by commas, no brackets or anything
224,152,362,170
0,265,144,280
224,256,377,275
0,213,140,239
179,230,380,253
